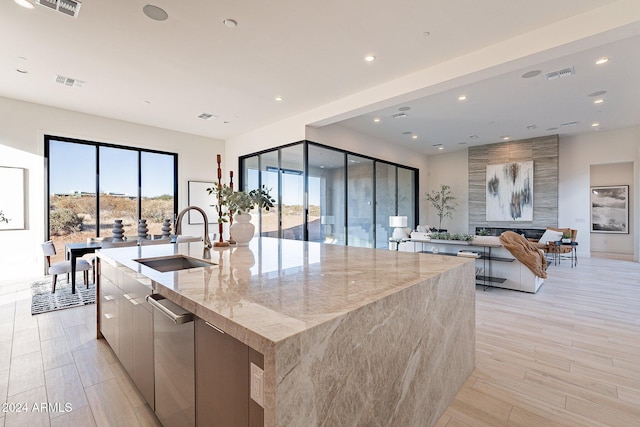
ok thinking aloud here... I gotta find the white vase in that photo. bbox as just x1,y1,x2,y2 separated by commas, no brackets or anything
230,213,255,246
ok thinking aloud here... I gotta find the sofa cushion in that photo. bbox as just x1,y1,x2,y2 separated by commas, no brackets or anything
539,229,563,244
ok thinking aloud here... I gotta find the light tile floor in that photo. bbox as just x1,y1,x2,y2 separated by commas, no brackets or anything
0,274,161,427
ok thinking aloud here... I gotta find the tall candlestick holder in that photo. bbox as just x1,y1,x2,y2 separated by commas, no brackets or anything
214,154,229,247
227,170,236,244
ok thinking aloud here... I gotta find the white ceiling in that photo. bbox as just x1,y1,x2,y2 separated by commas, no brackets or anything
1,0,637,153
339,33,640,155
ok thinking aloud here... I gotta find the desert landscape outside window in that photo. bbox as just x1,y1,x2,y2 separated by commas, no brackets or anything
45,136,177,262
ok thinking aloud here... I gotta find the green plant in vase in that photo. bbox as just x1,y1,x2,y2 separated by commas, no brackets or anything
206,185,275,245
425,184,457,232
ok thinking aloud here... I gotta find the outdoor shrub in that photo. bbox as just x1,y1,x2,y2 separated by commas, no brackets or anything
50,208,84,235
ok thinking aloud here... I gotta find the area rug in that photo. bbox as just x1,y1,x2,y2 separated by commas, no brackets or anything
31,279,95,315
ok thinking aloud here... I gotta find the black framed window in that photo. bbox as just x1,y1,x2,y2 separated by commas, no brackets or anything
239,140,418,248
45,135,177,260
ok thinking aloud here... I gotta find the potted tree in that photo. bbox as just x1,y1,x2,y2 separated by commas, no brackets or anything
425,184,457,232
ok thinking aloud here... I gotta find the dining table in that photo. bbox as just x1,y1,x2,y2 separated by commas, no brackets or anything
65,241,103,294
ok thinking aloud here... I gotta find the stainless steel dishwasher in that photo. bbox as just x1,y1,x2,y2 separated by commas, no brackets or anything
146,294,195,427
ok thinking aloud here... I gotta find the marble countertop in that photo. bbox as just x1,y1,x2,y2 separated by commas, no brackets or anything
96,237,472,353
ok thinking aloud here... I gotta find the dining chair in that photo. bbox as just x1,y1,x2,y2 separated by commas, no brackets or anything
41,241,92,293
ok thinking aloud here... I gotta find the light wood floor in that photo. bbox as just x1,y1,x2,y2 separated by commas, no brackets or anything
437,256,640,427
1,256,639,426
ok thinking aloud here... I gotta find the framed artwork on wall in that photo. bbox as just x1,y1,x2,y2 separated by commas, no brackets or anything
0,166,25,230
187,181,217,224
590,185,629,233
486,161,534,221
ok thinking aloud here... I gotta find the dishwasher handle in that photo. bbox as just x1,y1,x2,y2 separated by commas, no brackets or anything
145,294,194,325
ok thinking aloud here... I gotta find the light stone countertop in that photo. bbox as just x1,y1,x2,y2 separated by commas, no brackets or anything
96,237,472,355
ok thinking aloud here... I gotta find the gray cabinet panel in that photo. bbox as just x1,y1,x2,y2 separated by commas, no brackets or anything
195,318,250,427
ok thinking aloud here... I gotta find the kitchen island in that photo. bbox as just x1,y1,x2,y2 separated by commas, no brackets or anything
96,237,475,427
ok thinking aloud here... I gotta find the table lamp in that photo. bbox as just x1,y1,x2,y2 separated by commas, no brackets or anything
389,216,408,240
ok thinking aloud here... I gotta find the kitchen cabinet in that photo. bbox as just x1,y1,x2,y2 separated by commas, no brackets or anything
98,264,121,356
195,318,264,427
98,259,155,409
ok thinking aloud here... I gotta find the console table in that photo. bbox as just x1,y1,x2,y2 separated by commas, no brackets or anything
399,238,544,293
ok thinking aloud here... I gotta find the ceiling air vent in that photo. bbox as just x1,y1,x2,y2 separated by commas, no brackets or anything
36,0,81,18
55,74,85,88
197,113,217,120
545,66,574,81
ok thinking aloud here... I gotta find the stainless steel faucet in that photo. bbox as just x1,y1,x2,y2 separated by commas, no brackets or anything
175,206,213,248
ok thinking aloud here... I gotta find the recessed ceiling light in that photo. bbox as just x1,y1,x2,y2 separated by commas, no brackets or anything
398,106,411,111
591,122,600,127
526,124,537,130
546,127,558,131
469,135,479,139
14,0,35,9
392,113,408,118
458,142,467,145
412,135,418,139
422,31,430,38
275,96,284,102
438,147,444,150
144,100,151,104
402,131,412,135
588,90,607,97
521,70,542,79
593,99,604,104
596,57,609,65
223,18,237,28
501,136,510,141
433,144,442,147
458,95,467,101
373,117,380,123
143,4,168,21
16,69,28,74
364,55,376,62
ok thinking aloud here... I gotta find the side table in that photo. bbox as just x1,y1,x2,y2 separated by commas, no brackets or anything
553,241,578,267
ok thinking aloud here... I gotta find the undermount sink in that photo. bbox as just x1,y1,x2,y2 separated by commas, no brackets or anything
135,255,217,273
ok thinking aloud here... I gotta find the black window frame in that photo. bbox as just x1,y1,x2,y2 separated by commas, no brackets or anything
44,134,178,241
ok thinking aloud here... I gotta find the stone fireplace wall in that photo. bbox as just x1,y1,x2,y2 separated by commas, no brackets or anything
468,135,559,234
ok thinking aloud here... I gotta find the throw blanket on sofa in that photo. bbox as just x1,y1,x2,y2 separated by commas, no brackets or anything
499,231,547,279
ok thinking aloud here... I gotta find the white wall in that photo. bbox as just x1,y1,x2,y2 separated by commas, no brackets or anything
0,96,223,280
425,149,469,233
559,126,640,261
589,162,634,259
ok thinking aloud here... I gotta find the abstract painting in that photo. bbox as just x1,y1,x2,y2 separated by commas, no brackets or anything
0,166,25,230
591,185,629,233
486,161,533,221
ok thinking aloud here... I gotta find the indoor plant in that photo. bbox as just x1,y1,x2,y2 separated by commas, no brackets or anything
425,184,457,232
207,185,275,246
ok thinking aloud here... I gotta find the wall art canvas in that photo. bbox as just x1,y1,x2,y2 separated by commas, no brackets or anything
590,185,629,233
486,161,533,221
0,166,25,230
187,181,217,224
